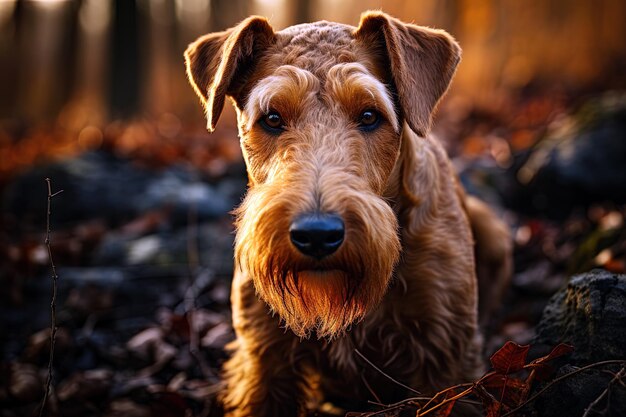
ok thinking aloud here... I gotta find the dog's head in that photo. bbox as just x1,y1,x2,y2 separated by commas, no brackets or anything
185,11,460,339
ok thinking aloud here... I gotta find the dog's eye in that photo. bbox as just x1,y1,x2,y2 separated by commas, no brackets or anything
259,111,285,133
358,110,381,131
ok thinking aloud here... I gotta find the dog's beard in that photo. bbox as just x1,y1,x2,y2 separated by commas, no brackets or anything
234,183,401,339
255,263,380,339
268,269,363,338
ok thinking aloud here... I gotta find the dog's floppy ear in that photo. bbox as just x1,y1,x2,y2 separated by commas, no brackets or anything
184,16,276,132
354,11,461,137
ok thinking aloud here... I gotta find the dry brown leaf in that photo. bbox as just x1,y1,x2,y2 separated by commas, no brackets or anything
105,399,151,417
8,362,42,402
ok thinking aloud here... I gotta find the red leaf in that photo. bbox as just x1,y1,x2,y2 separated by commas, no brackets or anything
474,384,497,411
490,341,530,374
530,343,573,366
482,374,529,407
433,389,457,417
485,401,503,417
526,343,573,381
482,374,527,391
533,363,556,381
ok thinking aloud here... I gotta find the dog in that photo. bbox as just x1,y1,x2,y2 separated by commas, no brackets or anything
185,11,511,416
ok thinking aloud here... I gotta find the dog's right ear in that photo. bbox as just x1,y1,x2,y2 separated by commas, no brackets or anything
185,17,276,132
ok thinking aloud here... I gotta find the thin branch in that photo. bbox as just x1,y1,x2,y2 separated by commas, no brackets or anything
502,360,626,417
38,178,63,417
418,370,498,413
582,366,625,417
351,401,407,417
352,359,626,417
353,380,475,417
360,372,382,404
354,349,421,395
498,373,510,415
418,386,474,416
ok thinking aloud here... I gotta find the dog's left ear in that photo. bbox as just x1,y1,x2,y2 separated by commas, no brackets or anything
354,11,461,137
185,17,276,132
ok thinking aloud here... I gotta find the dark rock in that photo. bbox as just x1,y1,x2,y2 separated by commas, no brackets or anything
92,221,235,277
136,175,232,225
58,266,189,317
534,269,626,364
1,150,236,230
505,92,626,218
533,364,626,417
530,270,626,417
456,156,511,209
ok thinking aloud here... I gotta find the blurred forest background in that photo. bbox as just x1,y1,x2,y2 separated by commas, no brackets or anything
1,1,625,416
1,0,625,177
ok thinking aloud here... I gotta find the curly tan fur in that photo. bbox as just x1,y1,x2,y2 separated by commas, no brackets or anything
185,11,511,416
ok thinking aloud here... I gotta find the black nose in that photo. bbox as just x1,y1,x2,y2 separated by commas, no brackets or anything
289,213,345,259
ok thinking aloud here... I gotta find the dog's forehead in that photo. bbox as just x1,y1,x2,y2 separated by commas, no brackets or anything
278,21,354,47
270,21,365,77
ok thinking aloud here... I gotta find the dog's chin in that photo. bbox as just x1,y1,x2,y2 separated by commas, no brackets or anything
257,267,391,340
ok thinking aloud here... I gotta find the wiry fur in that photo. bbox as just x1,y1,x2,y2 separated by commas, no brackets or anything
185,11,512,417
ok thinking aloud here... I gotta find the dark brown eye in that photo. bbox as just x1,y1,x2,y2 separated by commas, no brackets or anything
358,110,381,131
260,111,285,133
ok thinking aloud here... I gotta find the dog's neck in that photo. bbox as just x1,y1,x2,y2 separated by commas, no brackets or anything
384,124,442,228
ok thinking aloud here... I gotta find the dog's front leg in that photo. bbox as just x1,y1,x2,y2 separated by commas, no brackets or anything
220,270,316,417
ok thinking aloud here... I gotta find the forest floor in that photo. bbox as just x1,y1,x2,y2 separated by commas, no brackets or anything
1,89,625,416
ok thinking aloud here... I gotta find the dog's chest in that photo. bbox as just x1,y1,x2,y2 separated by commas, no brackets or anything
322,308,423,387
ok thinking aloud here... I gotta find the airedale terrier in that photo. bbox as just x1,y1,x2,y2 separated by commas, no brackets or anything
185,11,511,416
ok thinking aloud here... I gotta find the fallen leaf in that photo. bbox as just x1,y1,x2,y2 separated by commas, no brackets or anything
126,327,164,359
201,322,233,349
8,362,42,402
527,343,573,380
490,341,530,374
432,388,457,417
485,400,503,417
482,374,528,406
530,343,573,365
57,369,113,402
127,327,177,376
105,399,151,417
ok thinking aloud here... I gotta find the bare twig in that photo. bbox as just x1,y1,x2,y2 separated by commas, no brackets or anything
502,360,626,417
360,394,482,417
351,401,408,416
354,349,421,395
352,358,626,417
360,372,382,404
498,373,510,416
582,366,626,417
417,385,475,417
352,381,474,416
38,178,63,417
